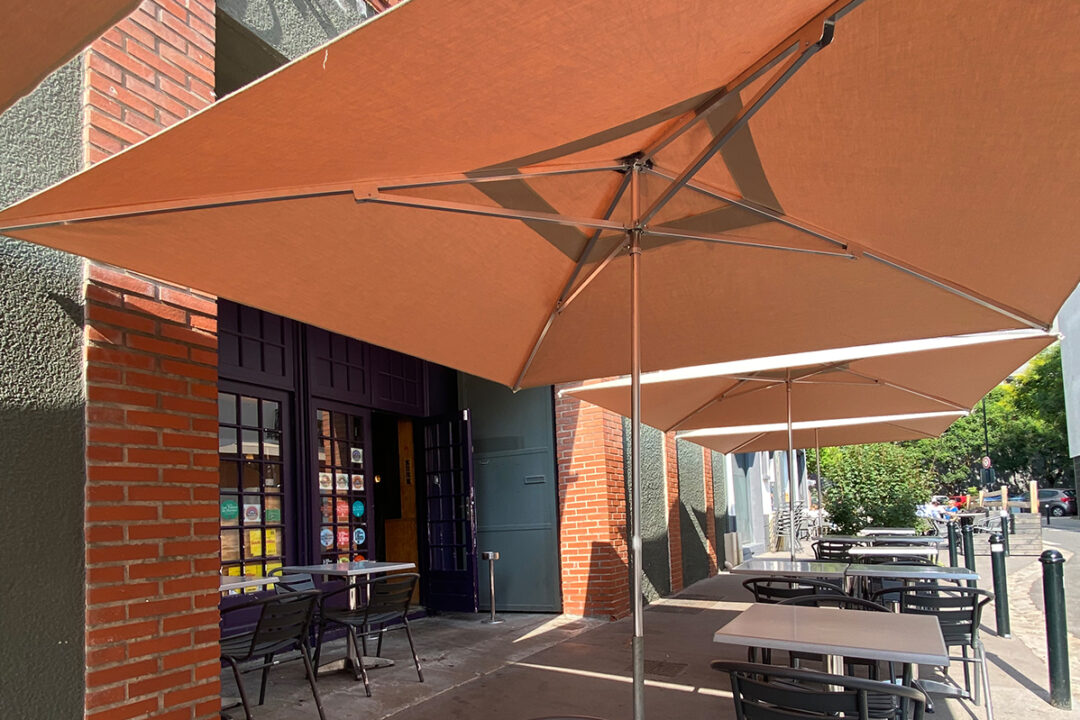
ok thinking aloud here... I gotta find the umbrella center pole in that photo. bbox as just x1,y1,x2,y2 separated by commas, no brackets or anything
629,161,646,720
786,376,798,561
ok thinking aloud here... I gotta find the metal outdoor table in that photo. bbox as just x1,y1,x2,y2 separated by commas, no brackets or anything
729,558,848,580
281,561,416,672
846,546,938,560
845,563,978,583
713,603,948,678
219,574,278,593
858,527,918,536
867,535,946,545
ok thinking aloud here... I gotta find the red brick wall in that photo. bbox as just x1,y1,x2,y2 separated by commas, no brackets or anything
702,447,718,575
555,385,629,619
83,2,218,718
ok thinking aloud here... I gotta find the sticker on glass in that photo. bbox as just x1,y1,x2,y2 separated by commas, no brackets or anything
351,447,364,465
318,472,333,491
336,473,350,490
264,507,281,523
352,474,364,491
352,500,365,518
336,528,350,548
353,527,366,546
336,500,349,522
220,498,239,521
243,504,261,523
320,528,334,548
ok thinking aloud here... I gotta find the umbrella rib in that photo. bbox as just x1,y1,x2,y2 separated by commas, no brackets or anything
647,165,1049,330
843,369,968,411
510,171,634,390
359,192,625,231
882,421,938,440
638,18,836,227
728,432,770,454
376,163,626,191
641,0,864,163
670,378,786,431
643,226,854,258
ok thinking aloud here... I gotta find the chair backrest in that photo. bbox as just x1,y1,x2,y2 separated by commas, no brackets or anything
268,567,317,593
223,590,320,660
892,585,993,646
364,573,420,619
712,661,925,720
812,539,851,561
863,555,936,565
741,576,845,604
777,594,890,613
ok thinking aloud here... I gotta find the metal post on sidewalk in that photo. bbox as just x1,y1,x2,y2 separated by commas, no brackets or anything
1040,549,1071,709
962,524,977,588
1009,512,1016,536
989,533,1010,638
999,510,1010,556
481,551,503,625
948,520,959,567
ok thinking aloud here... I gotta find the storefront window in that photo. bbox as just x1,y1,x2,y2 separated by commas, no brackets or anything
219,391,285,585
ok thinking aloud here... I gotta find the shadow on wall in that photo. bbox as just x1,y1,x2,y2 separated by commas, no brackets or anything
583,541,629,621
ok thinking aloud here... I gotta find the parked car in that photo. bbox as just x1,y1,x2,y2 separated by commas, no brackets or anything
1010,489,1076,516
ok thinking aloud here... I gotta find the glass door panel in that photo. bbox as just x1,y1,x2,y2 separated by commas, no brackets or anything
313,405,371,563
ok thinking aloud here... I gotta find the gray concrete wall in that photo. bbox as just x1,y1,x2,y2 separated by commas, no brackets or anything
677,439,709,587
622,418,669,601
0,57,87,719
218,0,376,59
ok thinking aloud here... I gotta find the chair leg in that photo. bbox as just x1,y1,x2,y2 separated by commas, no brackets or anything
360,625,369,657
312,620,327,679
224,656,254,720
404,617,424,682
376,627,384,657
300,644,328,720
971,645,982,706
258,653,274,706
978,642,994,720
962,645,972,698
352,627,372,695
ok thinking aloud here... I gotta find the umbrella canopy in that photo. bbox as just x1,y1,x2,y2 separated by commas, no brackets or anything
561,329,1055,432
1,0,1079,390
1,0,141,113
679,411,966,455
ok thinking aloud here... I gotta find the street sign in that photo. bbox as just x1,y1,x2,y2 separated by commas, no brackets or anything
982,456,992,469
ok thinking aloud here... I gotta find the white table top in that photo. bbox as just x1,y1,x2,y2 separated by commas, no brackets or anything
844,563,979,581
220,575,279,592
730,558,849,579
281,561,416,577
846,546,938,558
714,603,948,666
858,527,917,536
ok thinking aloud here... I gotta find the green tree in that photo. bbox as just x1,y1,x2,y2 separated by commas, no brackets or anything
816,443,933,534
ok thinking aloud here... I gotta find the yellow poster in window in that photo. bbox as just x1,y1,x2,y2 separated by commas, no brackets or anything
265,528,279,556
249,529,262,557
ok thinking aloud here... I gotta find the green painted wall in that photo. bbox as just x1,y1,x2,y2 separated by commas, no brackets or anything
623,417,669,601
0,57,86,719
677,439,709,586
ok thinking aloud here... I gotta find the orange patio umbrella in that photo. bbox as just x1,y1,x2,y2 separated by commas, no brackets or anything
565,329,1054,557
2,0,141,113
2,1,1080,716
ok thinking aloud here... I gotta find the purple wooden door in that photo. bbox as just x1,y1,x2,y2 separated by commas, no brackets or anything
422,410,478,612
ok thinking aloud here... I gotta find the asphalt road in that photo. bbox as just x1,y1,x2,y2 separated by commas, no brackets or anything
1031,516,1080,640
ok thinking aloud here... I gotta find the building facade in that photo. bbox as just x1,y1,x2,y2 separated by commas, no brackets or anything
0,3,784,718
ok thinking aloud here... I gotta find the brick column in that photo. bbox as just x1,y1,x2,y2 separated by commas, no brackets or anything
702,447,718,575
556,385,629,619
82,3,218,718
663,432,683,593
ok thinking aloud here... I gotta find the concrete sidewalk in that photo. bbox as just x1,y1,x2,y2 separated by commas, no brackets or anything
229,546,1078,718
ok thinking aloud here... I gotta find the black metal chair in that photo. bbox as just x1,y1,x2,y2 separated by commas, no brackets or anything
741,576,846,663
872,584,994,720
268,566,317,593
219,589,325,720
711,661,926,720
313,572,423,696
812,538,852,561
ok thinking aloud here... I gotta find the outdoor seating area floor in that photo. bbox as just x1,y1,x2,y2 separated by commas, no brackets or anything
226,559,1078,719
